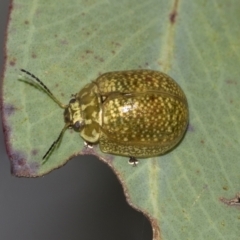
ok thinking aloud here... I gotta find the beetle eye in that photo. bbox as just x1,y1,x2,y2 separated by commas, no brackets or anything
73,121,84,131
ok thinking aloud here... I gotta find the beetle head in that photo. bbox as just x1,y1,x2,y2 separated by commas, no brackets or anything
64,97,85,132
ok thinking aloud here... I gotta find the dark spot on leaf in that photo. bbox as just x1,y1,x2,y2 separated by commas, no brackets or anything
94,56,104,62
81,12,85,16
32,52,37,58
195,169,200,174
16,158,25,166
31,149,38,156
111,41,121,47
169,11,177,24
86,50,93,54
222,186,228,191
111,50,115,54
24,20,29,24
9,58,16,66
10,151,39,177
169,0,179,24
226,79,237,85
200,140,204,144
3,104,16,116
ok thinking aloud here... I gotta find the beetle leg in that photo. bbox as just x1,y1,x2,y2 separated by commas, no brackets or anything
84,141,93,149
128,156,139,166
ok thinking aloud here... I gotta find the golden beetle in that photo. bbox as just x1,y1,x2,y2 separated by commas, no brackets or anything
21,69,188,164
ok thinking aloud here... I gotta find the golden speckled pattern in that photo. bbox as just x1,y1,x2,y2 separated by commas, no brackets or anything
102,93,186,142
100,92,188,157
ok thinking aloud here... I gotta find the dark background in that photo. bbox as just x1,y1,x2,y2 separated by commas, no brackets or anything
0,1,152,239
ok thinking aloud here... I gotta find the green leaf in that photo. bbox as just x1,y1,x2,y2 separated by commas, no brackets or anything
2,0,240,239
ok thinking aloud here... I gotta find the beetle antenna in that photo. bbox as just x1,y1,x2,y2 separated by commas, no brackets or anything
42,124,69,162
20,69,67,108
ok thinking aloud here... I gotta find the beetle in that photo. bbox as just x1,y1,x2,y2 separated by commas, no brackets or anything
21,69,188,164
